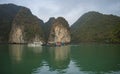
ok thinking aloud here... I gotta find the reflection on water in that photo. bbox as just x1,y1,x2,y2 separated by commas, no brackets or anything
29,47,42,54
0,44,120,74
7,44,43,74
9,45,23,63
9,45,43,64
32,46,71,74
48,46,70,71
54,46,70,62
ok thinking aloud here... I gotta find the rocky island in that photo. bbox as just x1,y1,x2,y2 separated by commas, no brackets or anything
42,17,71,46
47,17,71,46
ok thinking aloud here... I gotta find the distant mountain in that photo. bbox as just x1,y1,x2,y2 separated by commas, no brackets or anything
71,11,120,43
0,4,44,43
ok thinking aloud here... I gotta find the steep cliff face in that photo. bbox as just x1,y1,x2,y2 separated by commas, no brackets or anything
9,25,24,43
48,17,71,44
0,4,45,43
9,7,44,43
0,4,71,44
0,4,21,43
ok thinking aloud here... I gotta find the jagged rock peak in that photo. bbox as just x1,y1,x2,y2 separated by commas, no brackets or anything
48,17,71,44
54,17,69,27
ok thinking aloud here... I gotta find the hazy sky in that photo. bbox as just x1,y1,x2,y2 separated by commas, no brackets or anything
0,0,120,25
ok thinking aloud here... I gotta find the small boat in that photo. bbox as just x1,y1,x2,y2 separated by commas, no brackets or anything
56,42,61,46
28,42,42,47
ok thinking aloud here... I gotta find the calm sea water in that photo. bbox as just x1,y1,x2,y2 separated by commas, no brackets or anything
0,44,120,74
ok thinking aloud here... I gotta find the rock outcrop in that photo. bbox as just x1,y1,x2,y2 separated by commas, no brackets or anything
43,17,55,43
0,4,21,43
9,25,24,43
48,17,71,44
0,4,71,44
9,7,44,43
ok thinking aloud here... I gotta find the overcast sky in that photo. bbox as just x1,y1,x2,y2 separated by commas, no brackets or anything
0,0,120,25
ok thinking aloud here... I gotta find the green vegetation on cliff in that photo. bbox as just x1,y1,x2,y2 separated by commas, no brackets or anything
48,17,71,44
0,4,120,44
43,17,55,43
11,7,44,42
71,11,120,43
43,17,71,44
0,4,21,42
0,4,44,43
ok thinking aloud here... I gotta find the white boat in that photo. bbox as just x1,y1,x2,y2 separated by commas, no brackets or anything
28,42,43,47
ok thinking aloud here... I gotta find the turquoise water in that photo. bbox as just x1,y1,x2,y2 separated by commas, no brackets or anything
0,44,120,74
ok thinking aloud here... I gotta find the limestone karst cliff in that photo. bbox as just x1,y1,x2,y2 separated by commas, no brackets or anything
48,17,71,44
0,4,21,43
9,7,44,43
0,4,71,44
0,4,45,43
